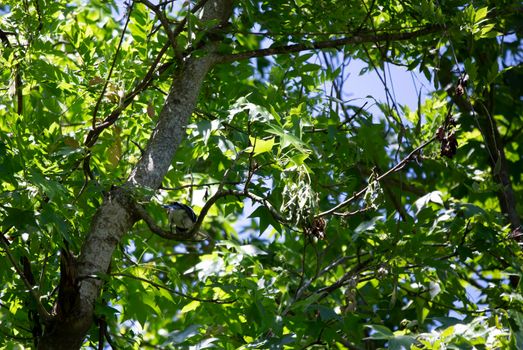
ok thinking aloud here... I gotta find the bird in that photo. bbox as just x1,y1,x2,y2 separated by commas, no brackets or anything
162,202,198,235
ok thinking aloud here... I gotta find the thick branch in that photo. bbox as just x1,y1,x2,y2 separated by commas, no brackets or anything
83,0,210,149
134,203,206,241
218,25,442,63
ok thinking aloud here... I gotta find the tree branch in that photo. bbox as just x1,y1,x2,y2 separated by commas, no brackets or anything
133,202,207,241
91,1,134,128
217,25,442,63
316,259,373,298
438,65,521,231
0,231,52,322
318,135,436,217
138,0,178,52
0,29,23,115
83,0,211,149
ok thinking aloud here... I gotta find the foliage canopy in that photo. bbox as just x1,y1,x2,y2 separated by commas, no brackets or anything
0,0,522,349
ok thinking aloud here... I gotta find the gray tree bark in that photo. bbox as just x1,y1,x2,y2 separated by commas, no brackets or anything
37,1,233,348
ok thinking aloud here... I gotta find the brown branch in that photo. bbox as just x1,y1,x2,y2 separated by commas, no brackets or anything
283,254,360,316
355,165,426,196
138,0,177,52
217,25,443,63
319,135,437,217
157,0,177,6
178,173,286,238
133,203,207,241
370,163,409,221
84,41,169,147
338,206,373,217
225,23,433,38
438,67,521,231
477,101,520,230
15,65,22,115
41,1,233,347
160,181,241,191
0,29,23,115
338,102,368,129
97,316,106,350
197,188,286,230
0,231,52,322
316,258,373,298
83,0,210,149
91,2,134,128
355,0,376,33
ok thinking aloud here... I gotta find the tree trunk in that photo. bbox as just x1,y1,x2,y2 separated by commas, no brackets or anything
37,1,233,348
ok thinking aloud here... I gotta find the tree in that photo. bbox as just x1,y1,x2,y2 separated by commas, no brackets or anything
0,0,521,348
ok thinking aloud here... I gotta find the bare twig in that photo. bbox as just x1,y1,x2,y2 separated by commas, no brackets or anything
289,254,356,309
294,239,309,304
160,181,241,191
316,259,373,297
319,135,437,217
83,41,170,148
338,102,368,129
336,206,372,217
185,186,286,239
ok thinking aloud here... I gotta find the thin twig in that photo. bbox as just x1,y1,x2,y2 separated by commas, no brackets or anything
0,231,52,322
316,259,373,298
319,135,437,217
138,0,177,52
91,1,134,128
289,254,356,310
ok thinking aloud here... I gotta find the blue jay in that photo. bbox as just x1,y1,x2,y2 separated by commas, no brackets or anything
163,202,198,234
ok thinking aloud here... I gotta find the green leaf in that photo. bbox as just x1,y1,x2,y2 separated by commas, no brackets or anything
181,300,201,314
364,325,394,340
414,191,444,214
248,136,275,156
265,124,309,153
248,205,281,236
29,170,67,202
389,335,417,350
474,7,488,23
